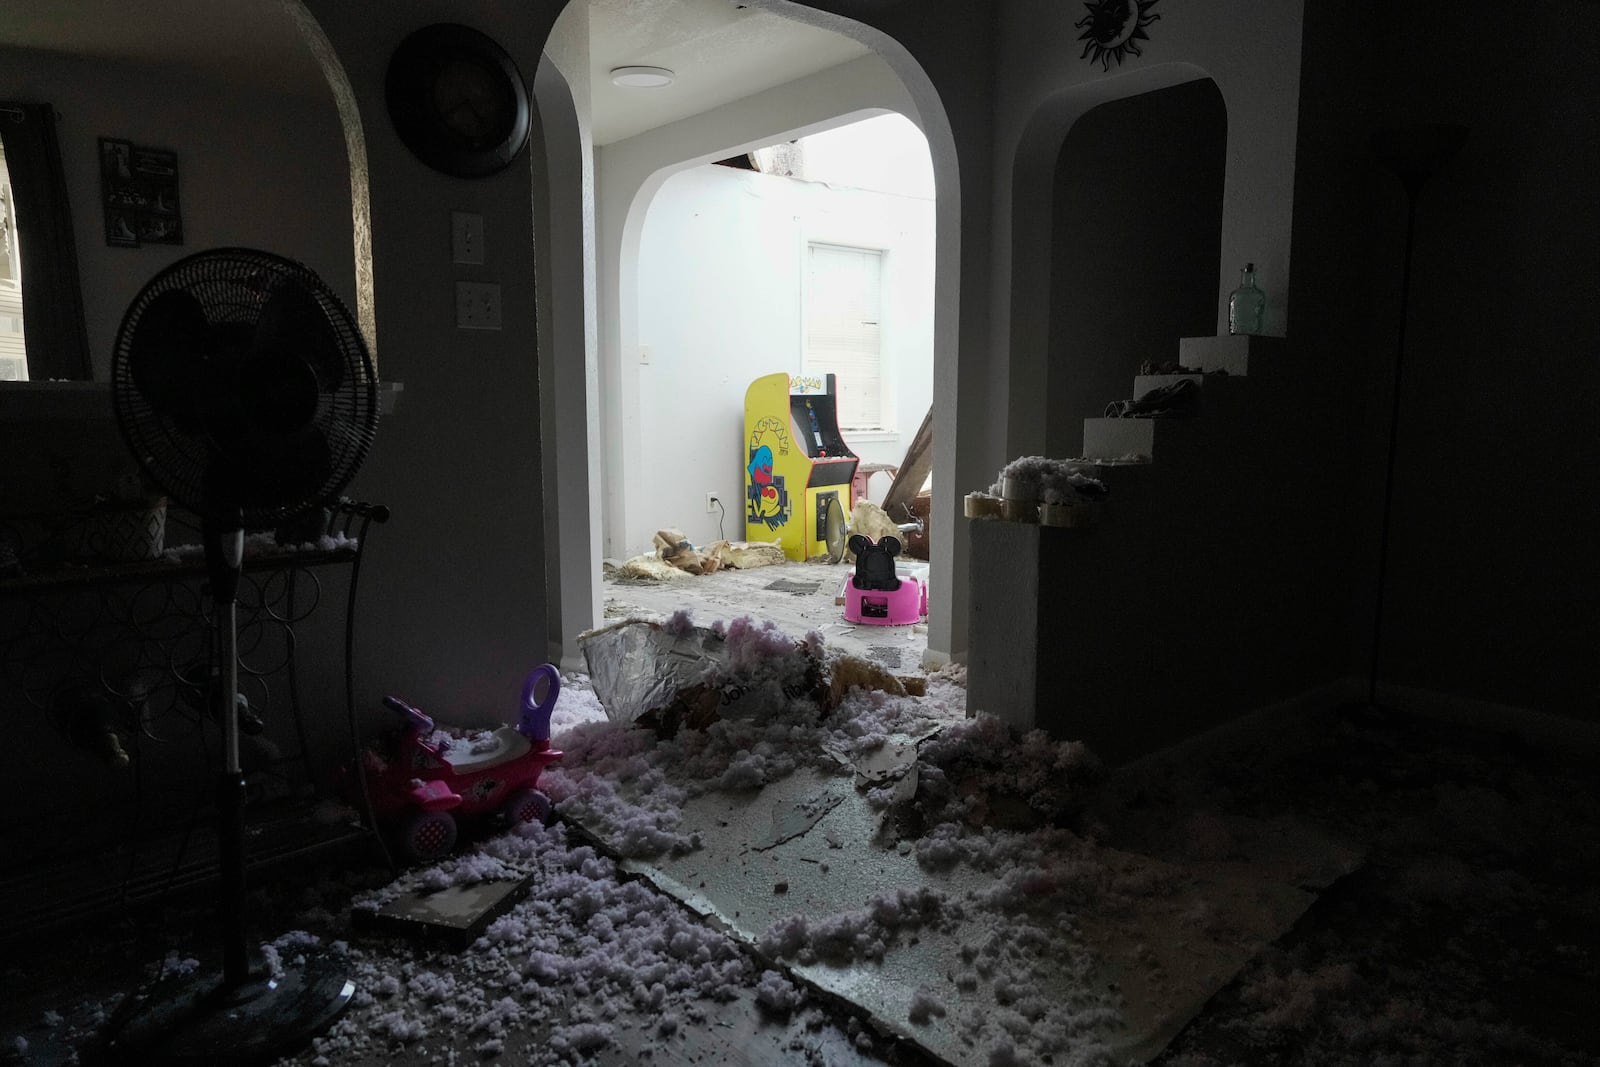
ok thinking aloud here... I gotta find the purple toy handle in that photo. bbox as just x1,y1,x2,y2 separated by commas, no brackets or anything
517,664,562,742
383,694,435,736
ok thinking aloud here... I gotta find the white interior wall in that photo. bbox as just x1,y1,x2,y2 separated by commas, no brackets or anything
631,163,934,553
534,6,604,673
596,54,920,560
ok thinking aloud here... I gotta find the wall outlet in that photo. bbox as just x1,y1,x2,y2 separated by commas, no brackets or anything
451,211,484,265
455,281,501,330
706,491,721,513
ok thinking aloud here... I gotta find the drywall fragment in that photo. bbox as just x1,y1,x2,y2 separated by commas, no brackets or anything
826,653,907,710
756,789,846,851
706,539,786,569
614,553,691,582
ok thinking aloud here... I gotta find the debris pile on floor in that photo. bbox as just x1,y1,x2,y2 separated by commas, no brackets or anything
610,529,787,582
553,615,1148,1064
11,619,1595,1067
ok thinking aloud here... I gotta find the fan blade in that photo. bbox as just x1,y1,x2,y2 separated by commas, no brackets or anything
254,278,347,393
235,346,321,435
127,288,211,424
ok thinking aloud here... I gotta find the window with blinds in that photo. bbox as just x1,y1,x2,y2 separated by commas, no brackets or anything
805,242,883,431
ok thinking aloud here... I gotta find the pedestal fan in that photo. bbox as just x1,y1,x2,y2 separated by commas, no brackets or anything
102,248,378,1063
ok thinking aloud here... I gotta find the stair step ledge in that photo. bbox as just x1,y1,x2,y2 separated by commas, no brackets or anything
1132,372,1204,398
1177,334,1287,377
1082,417,1155,461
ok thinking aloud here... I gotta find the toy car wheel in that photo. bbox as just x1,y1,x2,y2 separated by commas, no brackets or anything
501,787,554,827
397,809,457,863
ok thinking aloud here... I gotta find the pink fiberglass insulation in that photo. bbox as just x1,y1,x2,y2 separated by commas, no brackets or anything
281,822,800,1064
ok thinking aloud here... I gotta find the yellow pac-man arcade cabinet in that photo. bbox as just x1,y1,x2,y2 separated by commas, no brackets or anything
744,372,859,561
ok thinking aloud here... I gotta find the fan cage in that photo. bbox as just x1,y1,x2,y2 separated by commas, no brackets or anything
111,248,378,529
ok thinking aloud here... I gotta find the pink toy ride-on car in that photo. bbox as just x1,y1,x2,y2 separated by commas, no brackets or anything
358,664,565,863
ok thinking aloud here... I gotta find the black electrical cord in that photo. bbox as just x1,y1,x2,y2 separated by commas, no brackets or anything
343,502,397,873
713,497,726,542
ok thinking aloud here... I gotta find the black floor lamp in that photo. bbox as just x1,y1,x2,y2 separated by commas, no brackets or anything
1367,123,1469,707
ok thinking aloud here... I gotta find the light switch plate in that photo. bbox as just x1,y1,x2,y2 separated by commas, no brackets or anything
451,211,484,265
455,281,501,330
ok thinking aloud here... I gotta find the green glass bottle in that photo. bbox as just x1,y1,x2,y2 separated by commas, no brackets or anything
1228,263,1265,336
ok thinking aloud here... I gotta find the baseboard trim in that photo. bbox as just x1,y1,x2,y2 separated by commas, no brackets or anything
1375,681,1600,760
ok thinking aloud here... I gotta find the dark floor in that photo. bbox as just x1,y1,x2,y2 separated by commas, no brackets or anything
1137,703,1600,1067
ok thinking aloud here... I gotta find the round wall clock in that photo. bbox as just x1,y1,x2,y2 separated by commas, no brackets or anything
386,23,531,179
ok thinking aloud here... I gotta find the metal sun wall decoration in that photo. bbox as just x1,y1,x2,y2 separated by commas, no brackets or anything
1076,0,1161,71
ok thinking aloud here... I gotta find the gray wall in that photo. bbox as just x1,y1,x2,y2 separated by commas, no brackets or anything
301,1,553,730
0,46,354,380
1294,0,1600,723
1045,79,1225,454
1369,1,1599,719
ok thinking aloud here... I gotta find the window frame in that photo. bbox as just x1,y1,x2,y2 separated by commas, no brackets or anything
801,239,889,434
0,101,92,381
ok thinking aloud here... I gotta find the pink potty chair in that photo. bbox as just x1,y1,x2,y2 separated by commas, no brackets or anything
844,534,927,625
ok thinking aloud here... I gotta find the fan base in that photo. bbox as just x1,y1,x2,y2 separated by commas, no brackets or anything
105,952,353,1065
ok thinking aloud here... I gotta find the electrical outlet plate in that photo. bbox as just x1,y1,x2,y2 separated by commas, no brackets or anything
455,281,501,330
705,492,720,513
451,211,484,265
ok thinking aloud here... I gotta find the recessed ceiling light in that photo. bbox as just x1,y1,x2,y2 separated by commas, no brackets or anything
610,65,675,88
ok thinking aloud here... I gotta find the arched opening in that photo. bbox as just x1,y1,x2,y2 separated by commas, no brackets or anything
533,0,963,668
1004,61,1221,460
630,111,935,558
1045,78,1226,456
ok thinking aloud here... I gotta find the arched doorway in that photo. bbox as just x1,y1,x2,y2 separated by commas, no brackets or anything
1045,78,1226,456
533,0,965,668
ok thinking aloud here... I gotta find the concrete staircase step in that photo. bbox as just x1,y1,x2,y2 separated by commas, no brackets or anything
1082,417,1155,461
1178,334,1286,377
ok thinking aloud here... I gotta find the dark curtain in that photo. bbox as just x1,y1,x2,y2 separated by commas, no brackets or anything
1,101,91,380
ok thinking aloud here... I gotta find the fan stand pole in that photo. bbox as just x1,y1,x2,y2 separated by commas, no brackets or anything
1366,124,1468,711
105,518,353,1065
212,525,251,989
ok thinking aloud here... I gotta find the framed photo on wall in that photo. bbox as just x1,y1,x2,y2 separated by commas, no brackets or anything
99,137,183,247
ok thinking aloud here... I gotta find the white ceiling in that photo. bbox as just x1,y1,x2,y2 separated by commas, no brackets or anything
0,0,868,146
583,0,868,145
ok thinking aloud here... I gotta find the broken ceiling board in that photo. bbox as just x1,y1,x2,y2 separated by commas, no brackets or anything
756,788,846,851
1077,857,1327,1064
611,767,1087,1065
350,875,533,952
574,753,1361,1066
